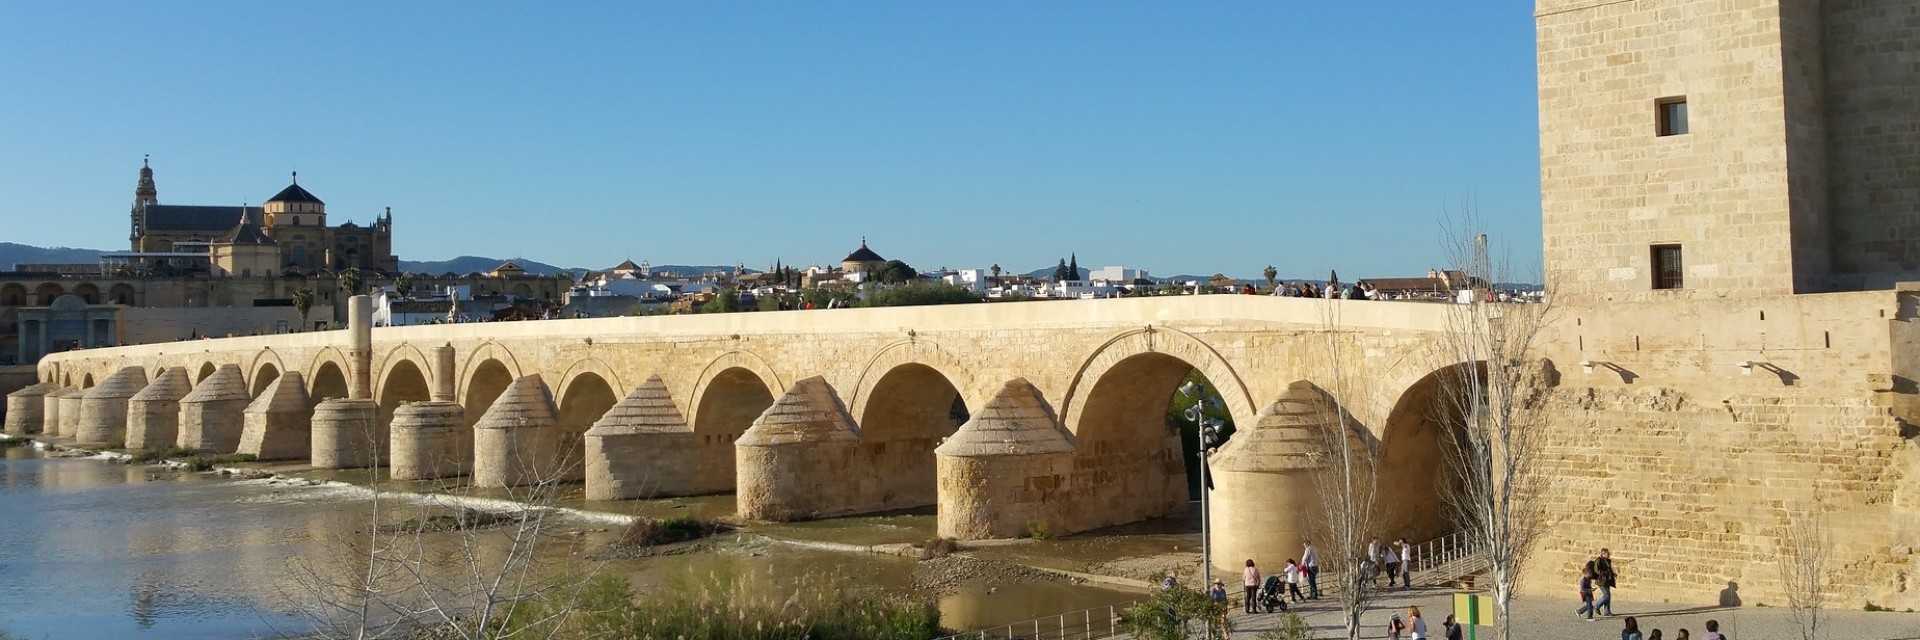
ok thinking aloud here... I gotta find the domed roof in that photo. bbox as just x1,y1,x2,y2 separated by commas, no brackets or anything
842,239,884,263
266,172,325,205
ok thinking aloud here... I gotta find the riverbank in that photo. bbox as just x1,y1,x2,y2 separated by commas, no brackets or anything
4,435,1190,637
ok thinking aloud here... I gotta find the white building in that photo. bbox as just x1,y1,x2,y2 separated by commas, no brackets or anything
1087,265,1149,283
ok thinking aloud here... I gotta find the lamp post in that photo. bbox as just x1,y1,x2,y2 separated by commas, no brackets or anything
1180,382,1225,605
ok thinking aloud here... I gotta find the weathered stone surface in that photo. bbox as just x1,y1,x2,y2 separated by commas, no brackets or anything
238,372,312,460
390,401,468,480
76,367,149,444
311,398,380,469
1210,382,1334,577
736,376,861,521
40,387,76,438
473,375,560,488
57,388,86,437
126,368,191,450
584,374,694,500
178,365,250,452
5,382,59,435
936,378,1074,539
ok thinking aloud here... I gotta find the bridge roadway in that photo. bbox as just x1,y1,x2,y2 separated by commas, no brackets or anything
21,295,1471,573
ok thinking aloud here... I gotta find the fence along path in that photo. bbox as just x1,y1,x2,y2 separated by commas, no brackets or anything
936,531,1488,640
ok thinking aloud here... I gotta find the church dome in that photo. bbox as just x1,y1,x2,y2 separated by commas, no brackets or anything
843,240,884,263
266,172,325,205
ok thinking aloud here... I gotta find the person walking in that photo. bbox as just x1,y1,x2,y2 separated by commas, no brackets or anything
1302,540,1321,599
1675,629,1691,640
1283,559,1305,602
1576,564,1597,621
1242,559,1261,614
1647,630,1663,640
1595,548,1618,616
1408,606,1429,639
1701,619,1724,640
1208,579,1230,639
1443,614,1464,640
1382,540,1402,587
1398,537,1413,588
1620,616,1644,640
1386,612,1406,640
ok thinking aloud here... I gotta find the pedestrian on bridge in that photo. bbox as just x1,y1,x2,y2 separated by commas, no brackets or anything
1241,559,1261,613
1302,540,1321,599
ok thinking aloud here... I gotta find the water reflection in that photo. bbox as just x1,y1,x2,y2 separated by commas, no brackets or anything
0,452,1143,639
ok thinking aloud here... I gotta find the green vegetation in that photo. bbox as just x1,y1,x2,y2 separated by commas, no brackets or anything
1119,581,1230,640
913,537,960,560
873,259,918,284
1865,601,1892,612
859,282,982,308
700,287,741,313
619,512,725,547
338,267,364,296
1255,612,1315,640
0,438,34,448
385,508,521,534
1023,519,1053,541
511,568,941,640
127,447,256,471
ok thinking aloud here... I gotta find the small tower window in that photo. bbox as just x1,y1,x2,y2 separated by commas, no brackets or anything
1657,97,1688,136
1652,244,1684,290
293,216,300,226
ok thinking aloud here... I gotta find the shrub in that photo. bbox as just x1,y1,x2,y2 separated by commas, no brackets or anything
1025,519,1052,540
619,513,723,547
1865,601,1893,612
914,537,960,559
519,565,942,640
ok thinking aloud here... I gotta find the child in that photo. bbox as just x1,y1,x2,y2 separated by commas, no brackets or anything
1576,564,1597,620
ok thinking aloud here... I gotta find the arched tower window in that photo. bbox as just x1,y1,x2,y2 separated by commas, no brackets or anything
293,216,300,226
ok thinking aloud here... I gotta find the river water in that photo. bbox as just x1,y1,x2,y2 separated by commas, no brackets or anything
0,446,1157,639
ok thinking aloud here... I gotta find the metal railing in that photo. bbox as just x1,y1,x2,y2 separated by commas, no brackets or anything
935,532,1489,640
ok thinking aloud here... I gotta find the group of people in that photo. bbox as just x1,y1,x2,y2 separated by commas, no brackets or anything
1385,606,1471,640
1611,617,1729,640
1266,281,1385,300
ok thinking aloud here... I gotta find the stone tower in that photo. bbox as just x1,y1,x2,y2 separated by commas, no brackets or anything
1538,0,1920,301
129,156,158,246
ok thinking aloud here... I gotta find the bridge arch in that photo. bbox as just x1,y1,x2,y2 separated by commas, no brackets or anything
197,362,217,384
555,358,623,408
1054,327,1255,533
377,359,432,426
556,366,620,481
845,340,985,426
1060,327,1256,435
375,344,434,400
305,347,352,401
248,349,288,396
848,344,977,511
459,343,524,427
81,372,95,388
686,350,783,493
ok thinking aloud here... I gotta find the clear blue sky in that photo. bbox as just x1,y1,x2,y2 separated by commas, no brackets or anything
0,1,1541,279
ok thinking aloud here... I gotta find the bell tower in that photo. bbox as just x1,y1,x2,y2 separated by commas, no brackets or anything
130,155,158,247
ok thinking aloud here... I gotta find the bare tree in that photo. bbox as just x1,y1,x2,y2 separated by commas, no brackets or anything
285,424,601,640
1777,488,1832,640
1309,299,1389,640
1433,208,1558,640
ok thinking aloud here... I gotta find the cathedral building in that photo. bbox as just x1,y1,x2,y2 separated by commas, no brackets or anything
127,159,397,274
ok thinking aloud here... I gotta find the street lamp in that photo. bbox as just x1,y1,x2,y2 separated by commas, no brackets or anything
1179,382,1226,595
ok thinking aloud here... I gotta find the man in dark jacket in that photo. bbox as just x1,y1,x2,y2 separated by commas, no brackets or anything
1594,548,1617,616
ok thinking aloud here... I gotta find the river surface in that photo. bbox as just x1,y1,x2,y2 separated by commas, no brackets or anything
0,446,1163,639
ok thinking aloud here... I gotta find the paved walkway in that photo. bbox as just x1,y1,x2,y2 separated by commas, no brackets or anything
1219,587,1920,639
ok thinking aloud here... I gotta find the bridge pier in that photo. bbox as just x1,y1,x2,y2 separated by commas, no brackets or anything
5,382,57,435
178,365,250,452
473,375,563,488
127,369,191,450
935,379,1075,539
40,388,71,437
390,401,468,480
1209,383,1332,575
311,399,381,468
584,374,694,500
238,372,313,460
56,388,85,437
735,377,866,521
77,367,149,444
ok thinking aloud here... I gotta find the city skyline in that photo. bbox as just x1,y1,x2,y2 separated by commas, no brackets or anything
0,2,1542,279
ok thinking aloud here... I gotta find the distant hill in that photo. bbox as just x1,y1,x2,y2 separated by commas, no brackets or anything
399,256,743,278
399,256,575,276
0,242,107,270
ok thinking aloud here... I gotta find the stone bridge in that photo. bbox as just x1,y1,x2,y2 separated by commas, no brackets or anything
14,295,1474,572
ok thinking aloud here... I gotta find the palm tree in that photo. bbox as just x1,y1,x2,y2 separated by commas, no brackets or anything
1264,265,1278,290
394,274,414,299
292,288,315,331
990,264,1002,287
339,267,363,297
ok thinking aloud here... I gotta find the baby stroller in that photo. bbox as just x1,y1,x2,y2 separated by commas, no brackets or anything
1258,574,1288,613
